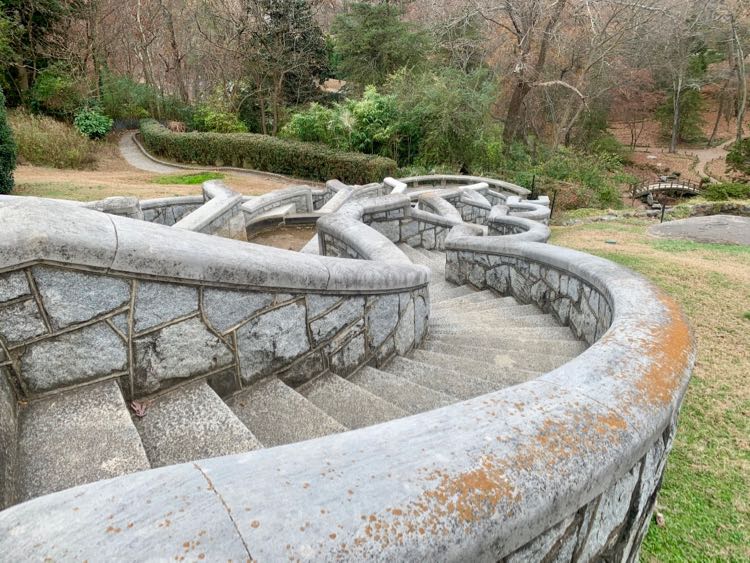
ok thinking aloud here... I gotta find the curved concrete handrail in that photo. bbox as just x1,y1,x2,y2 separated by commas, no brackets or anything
0,196,427,293
418,193,463,223
384,176,408,193
140,195,205,210
504,195,551,224
317,195,416,265
485,206,551,243
173,181,243,233
241,186,314,222
0,237,693,560
397,174,530,197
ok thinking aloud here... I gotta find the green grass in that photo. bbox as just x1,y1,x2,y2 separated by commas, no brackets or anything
152,172,225,185
551,220,750,562
13,181,114,201
652,239,750,255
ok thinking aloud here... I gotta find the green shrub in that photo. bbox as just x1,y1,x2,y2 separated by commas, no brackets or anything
8,110,98,169
100,72,188,121
140,119,396,184
191,105,248,133
73,107,113,139
30,64,88,120
726,138,750,177
0,86,17,194
701,182,750,201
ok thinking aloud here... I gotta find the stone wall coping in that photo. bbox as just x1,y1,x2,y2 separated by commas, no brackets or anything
139,195,205,210
397,174,531,197
240,185,314,217
410,207,462,229
459,188,492,210
351,182,386,200
318,186,354,213
418,193,463,223
502,196,551,222
0,196,428,293
172,181,242,232
317,195,420,266
384,176,408,193
483,207,552,243
0,239,693,561
202,179,237,201
326,179,350,193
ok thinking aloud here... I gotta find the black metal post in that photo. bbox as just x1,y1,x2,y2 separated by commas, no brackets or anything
549,190,558,219
660,202,666,223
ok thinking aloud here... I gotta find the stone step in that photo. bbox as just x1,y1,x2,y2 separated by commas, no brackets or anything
16,379,150,502
421,342,576,373
299,372,406,429
348,366,453,415
382,356,495,400
415,246,445,266
433,293,517,311
398,244,441,269
428,324,580,341
409,349,540,388
425,335,588,356
431,302,541,319
227,377,346,448
134,381,261,468
429,311,561,329
430,284,477,303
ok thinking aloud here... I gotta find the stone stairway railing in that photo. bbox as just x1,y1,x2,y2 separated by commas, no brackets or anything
0,174,694,561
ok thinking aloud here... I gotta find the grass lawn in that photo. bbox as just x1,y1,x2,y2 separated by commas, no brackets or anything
152,172,225,185
552,218,749,562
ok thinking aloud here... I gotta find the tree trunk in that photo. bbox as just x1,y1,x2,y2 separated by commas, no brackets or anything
670,75,683,154
502,81,531,148
162,2,189,103
733,17,747,143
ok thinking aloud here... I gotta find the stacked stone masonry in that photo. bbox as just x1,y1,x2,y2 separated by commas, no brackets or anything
0,174,693,562
0,265,426,400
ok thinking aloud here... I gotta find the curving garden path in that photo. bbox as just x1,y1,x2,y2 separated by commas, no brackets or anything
118,131,310,186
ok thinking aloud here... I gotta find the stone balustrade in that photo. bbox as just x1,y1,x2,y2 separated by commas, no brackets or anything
486,206,551,242
0,196,429,408
0,174,694,561
0,205,693,559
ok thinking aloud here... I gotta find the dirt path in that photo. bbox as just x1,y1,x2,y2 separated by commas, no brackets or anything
13,135,292,201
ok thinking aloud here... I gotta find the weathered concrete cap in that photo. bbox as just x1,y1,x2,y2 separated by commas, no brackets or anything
0,196,117,270
0,196,428,293
0,242,693,561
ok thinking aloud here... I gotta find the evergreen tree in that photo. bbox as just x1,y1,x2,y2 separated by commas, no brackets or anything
331,3,429,88
0,86,17,194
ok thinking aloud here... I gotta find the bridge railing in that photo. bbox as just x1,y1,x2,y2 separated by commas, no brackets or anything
630,178,702,200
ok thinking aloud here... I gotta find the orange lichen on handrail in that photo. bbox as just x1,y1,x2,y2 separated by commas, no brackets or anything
636,289,694,407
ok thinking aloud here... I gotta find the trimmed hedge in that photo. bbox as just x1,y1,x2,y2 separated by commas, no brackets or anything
0,87,17,194
139,120,397,184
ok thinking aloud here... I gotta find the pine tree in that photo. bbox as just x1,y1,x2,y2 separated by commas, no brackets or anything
0,86,17,194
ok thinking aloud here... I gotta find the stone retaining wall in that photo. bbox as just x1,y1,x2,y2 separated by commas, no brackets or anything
0,197,429,407
0,237,693,561
487,207,552,243
397,174,530,198
140,196,204,225
241,186,314,225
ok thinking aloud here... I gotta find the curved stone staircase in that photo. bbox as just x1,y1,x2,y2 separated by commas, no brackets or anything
15,242,586,505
